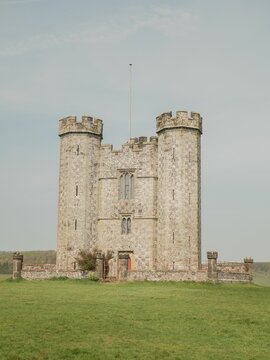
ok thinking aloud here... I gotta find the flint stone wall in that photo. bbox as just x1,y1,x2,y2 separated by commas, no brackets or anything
21,264,86,280
217,271,252,282
217,262,246,273
127,270,208,282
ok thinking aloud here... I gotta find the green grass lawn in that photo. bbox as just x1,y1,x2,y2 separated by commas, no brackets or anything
0,274,12,281
253,272,270,286
0,280,270,360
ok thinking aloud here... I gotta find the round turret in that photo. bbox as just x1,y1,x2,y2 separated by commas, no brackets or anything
156,110,202,134
59,115,103,138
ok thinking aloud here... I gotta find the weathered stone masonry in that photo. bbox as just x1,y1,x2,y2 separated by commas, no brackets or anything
56,110,203,279
18,108,253,282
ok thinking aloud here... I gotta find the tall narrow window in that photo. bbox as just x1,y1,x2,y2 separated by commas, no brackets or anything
119,172,134,200
75,219,77,230
121,217,131,234
120,174,124,199
125,173,130,199
130,175,134,198
76,145,79,155
121,218,127,234
76,185,78,196
127,217,131,234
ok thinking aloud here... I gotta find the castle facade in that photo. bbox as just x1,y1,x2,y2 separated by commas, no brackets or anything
56,110,202,278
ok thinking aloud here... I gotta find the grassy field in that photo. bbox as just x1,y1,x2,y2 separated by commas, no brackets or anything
253,262,270,286
1,279,270,360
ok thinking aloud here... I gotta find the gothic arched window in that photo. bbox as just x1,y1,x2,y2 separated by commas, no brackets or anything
121,217,131,234
119,172,134,200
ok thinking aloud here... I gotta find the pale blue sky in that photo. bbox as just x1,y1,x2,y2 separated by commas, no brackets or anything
0,0,269,261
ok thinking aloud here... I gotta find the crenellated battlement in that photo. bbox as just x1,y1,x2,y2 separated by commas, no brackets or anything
128,136,158,146
101,136,158,154
156,110,202,134
59,115,103,138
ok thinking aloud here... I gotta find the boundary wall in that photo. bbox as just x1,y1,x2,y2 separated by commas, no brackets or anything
21,264,85,280
14,252,253,283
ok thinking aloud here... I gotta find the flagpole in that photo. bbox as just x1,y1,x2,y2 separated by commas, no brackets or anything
129,64,132,140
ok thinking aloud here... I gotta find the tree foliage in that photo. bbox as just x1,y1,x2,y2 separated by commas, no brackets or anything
0,262,12,274
76,249,114,276
76,249,98,271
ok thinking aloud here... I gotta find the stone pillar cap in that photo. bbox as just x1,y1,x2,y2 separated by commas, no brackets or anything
96,251,104,259
207,251,218,259
13,252,23,260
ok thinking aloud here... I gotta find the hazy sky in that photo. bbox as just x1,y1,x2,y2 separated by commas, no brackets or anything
0,0,269,261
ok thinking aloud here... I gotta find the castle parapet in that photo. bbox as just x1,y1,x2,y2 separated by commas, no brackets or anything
59,115,103,138
156,110,202,134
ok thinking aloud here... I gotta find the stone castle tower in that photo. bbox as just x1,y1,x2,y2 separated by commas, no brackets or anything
56,110,202,278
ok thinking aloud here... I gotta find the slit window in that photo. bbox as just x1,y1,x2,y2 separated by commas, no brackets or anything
76,185,78,196
76,145,79,155
75,219,77,230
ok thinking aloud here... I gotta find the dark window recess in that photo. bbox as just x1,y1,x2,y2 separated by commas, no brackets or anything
75,219,77,230
76,145,79,155
76,185,78,196
121,217,131,234
119,172,134,200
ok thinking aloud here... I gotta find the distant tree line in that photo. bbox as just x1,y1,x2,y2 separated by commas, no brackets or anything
0,262,12,274
253,262,270,273
0,250,56,274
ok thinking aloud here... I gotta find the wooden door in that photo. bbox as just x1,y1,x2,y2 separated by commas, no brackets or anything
127,256,131,271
